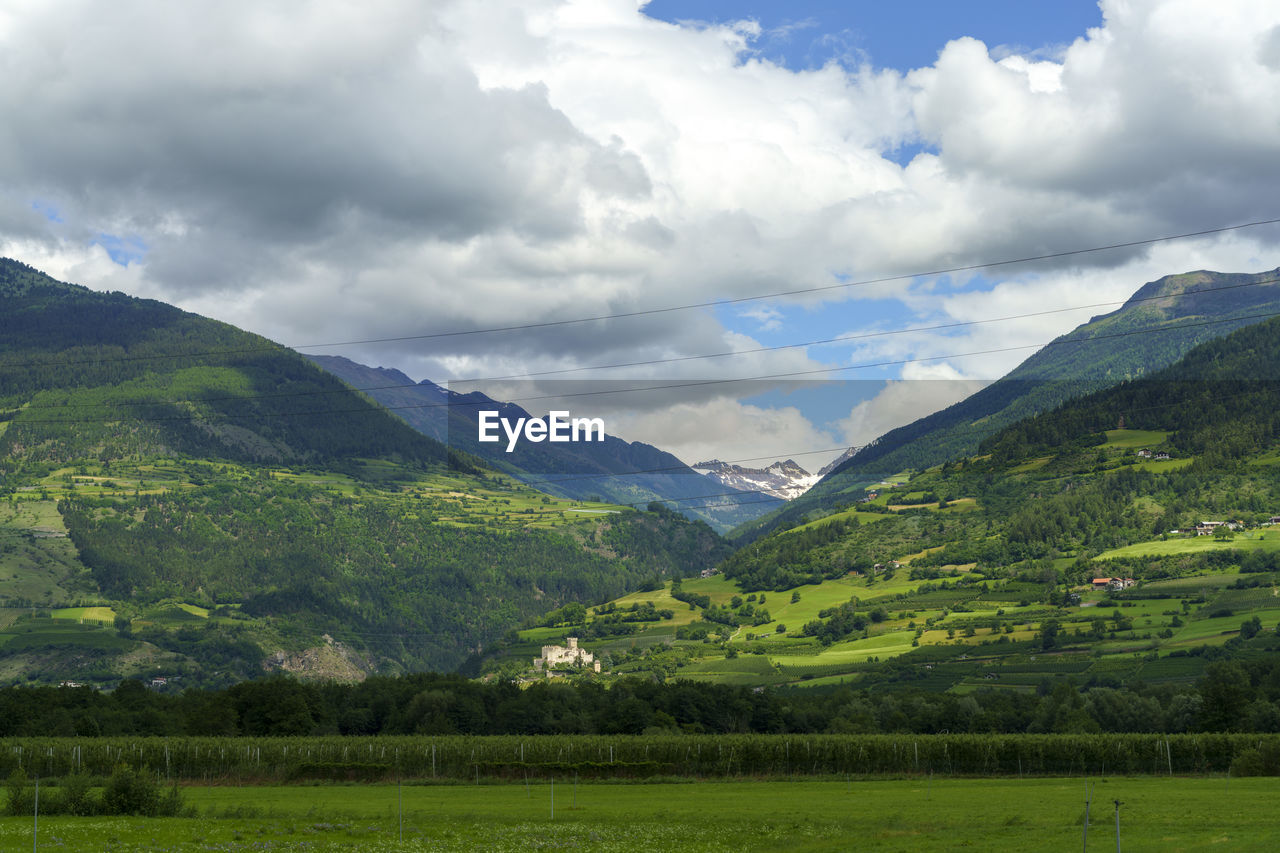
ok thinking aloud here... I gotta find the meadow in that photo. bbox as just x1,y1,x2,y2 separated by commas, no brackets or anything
1095,529,1280,560
1,776,1277,851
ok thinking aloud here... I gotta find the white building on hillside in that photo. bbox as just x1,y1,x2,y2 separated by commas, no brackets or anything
534,637,601,673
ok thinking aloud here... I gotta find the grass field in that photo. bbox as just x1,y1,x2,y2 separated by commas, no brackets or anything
783,507,890,535
0,499,93,607
51,605,116,624
1102,429,1170,449
1134,457,1193,473
1096,529,1280,560
1,777,1276,851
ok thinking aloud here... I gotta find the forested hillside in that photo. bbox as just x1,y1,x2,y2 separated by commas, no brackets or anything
0,261,463,472
724,315,1280,589
733,268,1280,543
0,259,728,684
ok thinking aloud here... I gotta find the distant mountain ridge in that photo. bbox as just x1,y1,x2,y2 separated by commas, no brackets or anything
693,458,819,501
732,267,1280,542
307,355,781,532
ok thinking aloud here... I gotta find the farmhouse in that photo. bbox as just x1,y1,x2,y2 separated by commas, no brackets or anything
1091,577,1136,591
534,637,601,673
1269,516,1280,525
1196,521,1227,536
700,567,720,578
1137,449,1151,458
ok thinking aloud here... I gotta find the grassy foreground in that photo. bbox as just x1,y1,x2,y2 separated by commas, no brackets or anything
2,777,1277,851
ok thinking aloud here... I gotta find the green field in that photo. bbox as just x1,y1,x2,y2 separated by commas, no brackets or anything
1,777,1276,851
1102,429,1170,449
50,605,116,624
783,507,890,535
1134,457,1193,473
1096,530,1280,560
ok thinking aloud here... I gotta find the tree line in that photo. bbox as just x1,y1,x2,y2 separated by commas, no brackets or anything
2,654,1278,738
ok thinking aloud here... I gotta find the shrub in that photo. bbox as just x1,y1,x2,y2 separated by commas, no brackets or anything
56,772,96,816
4,769,32,817
1229,741,1280,777
101,765,183,817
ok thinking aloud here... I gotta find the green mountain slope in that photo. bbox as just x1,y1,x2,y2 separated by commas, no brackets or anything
0,259,729,685
733,268,1280,543
483,316,1280,693
0,259,464,471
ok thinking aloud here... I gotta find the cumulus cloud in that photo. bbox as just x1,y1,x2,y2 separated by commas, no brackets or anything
838,371,991,451
606,396,839,470
2,0,1279,461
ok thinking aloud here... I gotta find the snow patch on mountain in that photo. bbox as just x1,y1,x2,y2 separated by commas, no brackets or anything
693,458,821,501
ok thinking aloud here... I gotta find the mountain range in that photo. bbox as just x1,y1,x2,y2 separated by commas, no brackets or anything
732,268,1280,543
0,258,729,684
692,458,819,501
306,355,781,532
4,256,1280,690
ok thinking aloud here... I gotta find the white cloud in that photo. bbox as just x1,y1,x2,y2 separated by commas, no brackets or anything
1,0,1279,459
838,376,990,450
607,397,838,470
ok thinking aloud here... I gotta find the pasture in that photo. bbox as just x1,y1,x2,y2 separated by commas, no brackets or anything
1102,429,1170,449
1096,529,1280,560
1,776,1277,851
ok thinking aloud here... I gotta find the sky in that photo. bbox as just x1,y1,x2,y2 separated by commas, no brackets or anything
3,0,1280,470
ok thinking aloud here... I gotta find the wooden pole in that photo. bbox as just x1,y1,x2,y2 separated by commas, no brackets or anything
1082,779,1091,853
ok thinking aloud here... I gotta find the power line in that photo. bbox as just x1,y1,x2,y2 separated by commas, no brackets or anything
459,276,1280,381
10,308,1280,425
4,219,1279,374
294,217,1280,347
11,277,1280,414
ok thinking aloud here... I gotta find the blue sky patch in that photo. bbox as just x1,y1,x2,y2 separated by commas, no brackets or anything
94,233,149,266
642,1,1102,72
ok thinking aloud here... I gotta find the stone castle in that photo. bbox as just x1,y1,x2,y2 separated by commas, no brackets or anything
534,637,601,673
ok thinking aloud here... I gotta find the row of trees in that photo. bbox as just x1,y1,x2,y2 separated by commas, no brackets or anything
2,656,1278,738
